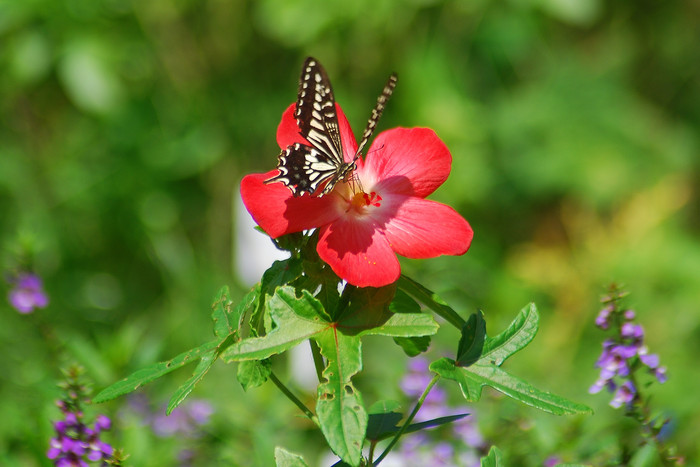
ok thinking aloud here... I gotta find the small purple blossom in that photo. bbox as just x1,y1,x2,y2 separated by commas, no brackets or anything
47,366,116,466
8,272,49,313
610,381,636,408
592,287,667,410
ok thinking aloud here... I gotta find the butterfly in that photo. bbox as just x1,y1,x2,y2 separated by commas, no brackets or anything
264,57,398,197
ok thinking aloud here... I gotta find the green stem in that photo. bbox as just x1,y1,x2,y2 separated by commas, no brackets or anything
269,372,318,426
373,374,441,465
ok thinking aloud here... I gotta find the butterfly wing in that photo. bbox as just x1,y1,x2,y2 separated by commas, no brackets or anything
265,58,348,197
295,58,345,168
265,58,396,197
264,143,343,196
355,73,398,158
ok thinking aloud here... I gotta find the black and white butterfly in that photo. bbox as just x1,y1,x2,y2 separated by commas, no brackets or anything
264,57,398,197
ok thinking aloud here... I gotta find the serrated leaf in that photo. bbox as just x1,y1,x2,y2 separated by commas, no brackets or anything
456,312,486,367
398,275,465,329
431,358,591,415
481,446,505,467
168,347,218,414
393,336,431,356
274,446,309,467
237,359,272,391
94,341,218,403
315,331,367,467
97,287,253,406
222,287,329,362
212,285,259,340
250,258,305,336
430,303,591,415
480,303,538,366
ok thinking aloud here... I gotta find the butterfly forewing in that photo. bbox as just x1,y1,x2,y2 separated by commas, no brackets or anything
294,58,345,167
355,73,398,158
265,57,397,197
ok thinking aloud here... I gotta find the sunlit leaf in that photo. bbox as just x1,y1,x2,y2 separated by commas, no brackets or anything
315,331,366,466
481,445,505,467
274,446,309,467
222,287,328,362
93,341,218,403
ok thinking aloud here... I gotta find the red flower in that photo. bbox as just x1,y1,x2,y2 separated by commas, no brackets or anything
241,104,473,288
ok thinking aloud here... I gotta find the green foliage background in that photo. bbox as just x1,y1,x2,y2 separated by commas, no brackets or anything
1,0,698,465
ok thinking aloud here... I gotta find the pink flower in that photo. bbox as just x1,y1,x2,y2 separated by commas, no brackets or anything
241,104,473,287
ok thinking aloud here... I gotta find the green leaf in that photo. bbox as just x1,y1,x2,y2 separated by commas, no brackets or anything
366,401,403,441
481,446,505,467
338,284,438,338
314,330,367,467
249,258,304,336
262,258,304,293
389,288,422,314
480,303,538,366
431,303,592,415
368,412,469,442
237,359,272,391
274,446,309,467
93,341,218,403
456,312,486,367
398,274,465,329
167,347,218,414
212,285,258,340
393,336,431,356
222,286,328,362
431,358,591,415
97,287,253,406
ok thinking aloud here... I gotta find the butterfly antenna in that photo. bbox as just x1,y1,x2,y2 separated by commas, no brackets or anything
354,73,398,161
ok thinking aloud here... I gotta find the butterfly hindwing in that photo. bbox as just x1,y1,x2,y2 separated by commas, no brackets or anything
265,143,341,196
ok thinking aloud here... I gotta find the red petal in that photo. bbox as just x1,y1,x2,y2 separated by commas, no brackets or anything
358,128,452,198
276,103,357,162
240,172,343,238
381,195,473,258
317,217,400,288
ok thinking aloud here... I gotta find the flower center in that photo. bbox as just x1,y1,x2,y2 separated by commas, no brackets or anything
349,191,382,211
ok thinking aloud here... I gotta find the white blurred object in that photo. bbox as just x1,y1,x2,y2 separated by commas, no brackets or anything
289,343,320,392
234,188,289,286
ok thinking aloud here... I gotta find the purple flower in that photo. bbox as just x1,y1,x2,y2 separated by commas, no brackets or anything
654,366,668,384
610,381,636,408
595,305,614,329
544,455,562,466
48,403,113,465
8,273,49,313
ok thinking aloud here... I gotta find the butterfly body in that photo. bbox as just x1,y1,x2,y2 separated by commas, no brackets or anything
265,57,397,197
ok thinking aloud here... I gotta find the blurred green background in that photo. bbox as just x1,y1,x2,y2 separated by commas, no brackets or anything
1,0,698,465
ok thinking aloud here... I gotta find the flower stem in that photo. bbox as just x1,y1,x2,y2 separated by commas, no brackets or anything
373,374,441,465
269,372,318,426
